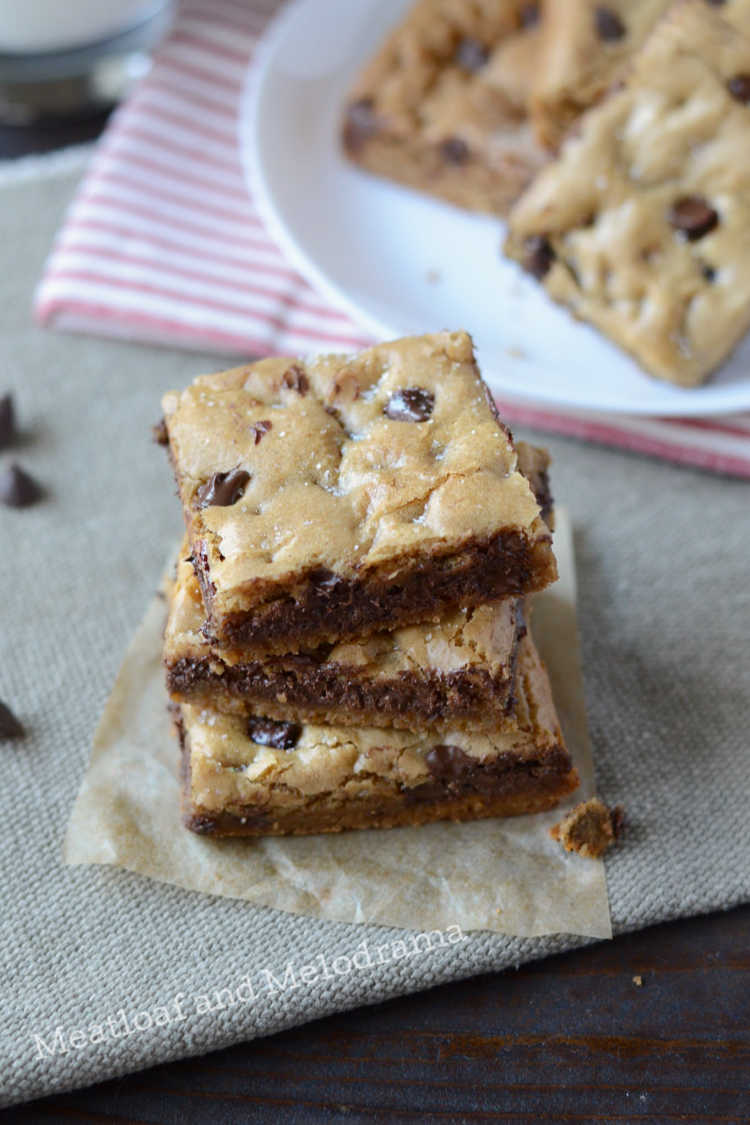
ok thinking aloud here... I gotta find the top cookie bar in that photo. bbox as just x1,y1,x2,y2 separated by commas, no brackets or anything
506,1,750,386
162,332,556,654
342,0,548,215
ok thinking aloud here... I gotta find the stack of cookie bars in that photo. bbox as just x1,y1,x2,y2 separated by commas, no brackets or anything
343,0,750,387
159,331,578,837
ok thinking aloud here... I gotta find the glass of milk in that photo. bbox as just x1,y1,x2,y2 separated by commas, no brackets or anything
0,0,175,123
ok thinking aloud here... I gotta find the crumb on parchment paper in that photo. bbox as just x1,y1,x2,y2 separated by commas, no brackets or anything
550,797,625,859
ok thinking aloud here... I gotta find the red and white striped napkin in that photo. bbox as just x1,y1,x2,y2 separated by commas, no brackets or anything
34,0,750,478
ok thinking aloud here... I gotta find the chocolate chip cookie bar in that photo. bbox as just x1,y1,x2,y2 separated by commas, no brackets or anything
342,0,548,215
505,1,750,386
176,631,578,837
165,549,526,733
161,332,557,654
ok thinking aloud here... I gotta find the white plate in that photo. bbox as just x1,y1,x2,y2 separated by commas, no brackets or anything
241,0,750,416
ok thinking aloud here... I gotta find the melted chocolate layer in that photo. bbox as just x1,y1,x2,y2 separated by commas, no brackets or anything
197,530,553,653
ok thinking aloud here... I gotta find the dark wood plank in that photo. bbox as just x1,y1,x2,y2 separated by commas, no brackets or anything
7,904,749,1123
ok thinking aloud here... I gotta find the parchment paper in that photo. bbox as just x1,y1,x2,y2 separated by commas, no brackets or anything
63,510,612,938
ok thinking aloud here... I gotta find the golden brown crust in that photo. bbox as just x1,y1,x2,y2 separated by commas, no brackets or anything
183,771,580,837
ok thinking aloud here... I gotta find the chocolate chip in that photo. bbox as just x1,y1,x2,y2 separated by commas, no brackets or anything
246,717,301,750
342,98,379,154
188,814,220,834
0,463,42,507
669,196,718,240
702,264,716,282
520,3,540,27
523,235,555,279
384,387,435,422
0,393,15,449
152,418,168,445
595,7,625,41
311,568,343,596
251,419,272,445
195,467,250,508
441,137,470,164
426,744,474,781
728,73,750,103
281,364,309,395
425,744,500,795
454,37,489,72
0,701,24,740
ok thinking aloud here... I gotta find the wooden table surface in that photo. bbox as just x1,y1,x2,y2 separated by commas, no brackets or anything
3,119,749,1125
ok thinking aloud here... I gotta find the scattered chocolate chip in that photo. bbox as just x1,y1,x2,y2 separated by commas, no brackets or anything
728,73,750,103
246,717,301,750
0,701,24,740
454,37,489,72
195,467,250,508
595,6,625,41
251,419,272,445
520,3,540,27
669,196,718,240
702,264,716,282
441,136,470,164
342,97,379,154
152,418,168,445
0,393,15,449
0,463,42,507
282,364,309,395
523,235,555,279
384,387,435,422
